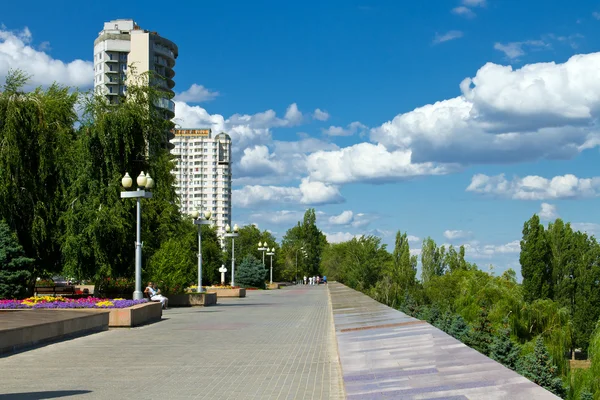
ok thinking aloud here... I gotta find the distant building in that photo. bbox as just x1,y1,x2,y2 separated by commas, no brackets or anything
93,19,177,146
171,129,232,239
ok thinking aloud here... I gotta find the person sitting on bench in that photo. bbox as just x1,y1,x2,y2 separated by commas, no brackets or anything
144,281,168,309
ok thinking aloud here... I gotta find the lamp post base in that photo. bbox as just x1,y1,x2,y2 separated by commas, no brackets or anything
133,290,143,300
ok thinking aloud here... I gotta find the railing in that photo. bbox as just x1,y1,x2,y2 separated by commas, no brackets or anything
155,98,175,113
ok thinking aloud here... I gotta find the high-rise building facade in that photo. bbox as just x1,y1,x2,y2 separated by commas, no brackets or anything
93,19,177,145
171,129,232,238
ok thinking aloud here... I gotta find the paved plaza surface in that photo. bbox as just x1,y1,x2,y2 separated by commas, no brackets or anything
0,285,344,400
328,283,560,400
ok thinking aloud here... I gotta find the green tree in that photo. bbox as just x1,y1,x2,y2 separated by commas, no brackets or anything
466,307,494,356
518,336,566,398
236,254,267,288
0,71,78,281
147,236,196,295
520,214,552,302
490,318,521,370
421,237,446,284
0,220,34,299
301,209,327,276
60,71,180,281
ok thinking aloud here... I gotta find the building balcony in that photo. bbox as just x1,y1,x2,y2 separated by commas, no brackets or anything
155,98,175,113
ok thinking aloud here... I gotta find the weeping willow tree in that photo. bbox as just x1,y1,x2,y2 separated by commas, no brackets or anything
60,71,182,281
0,70,78,283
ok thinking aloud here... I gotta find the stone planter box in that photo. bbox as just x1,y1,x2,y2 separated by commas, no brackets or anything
169,292,217,307
0,310,109,355
206,287,246,298
267,283,283,289
56,302,163,327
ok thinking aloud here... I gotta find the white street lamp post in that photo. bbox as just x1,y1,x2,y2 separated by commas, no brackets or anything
120,171,154,300
295,246,305,285
224,224,239,286
266,247,275,284
191,210,212,293
258,241,268,267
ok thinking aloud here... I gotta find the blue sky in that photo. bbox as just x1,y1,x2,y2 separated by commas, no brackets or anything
2,0,600,278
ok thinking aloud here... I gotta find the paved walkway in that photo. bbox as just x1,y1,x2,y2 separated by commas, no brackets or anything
0,285,344,400
328,283,560,400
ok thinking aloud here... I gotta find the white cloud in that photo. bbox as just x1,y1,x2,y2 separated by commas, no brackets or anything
452,6,476,18
0,26,93,87
466,173,600,200
369,52,600,167
325,232,362,243
539,203,559,220
494,40,550,60
433,31,464,44
593,12,600,20
248,210,305,225
408,235,421,243
351,213,377,229
572,222,600,237
444,230,471,240
232,178,343,208
313,108,330,121
284,103,303,126
238,145,284,177
306,142,459,185
323,121,367,136
329,210,354,225
463,240,521,259
174,83,219,103
174,101,307,161
462,0,486,5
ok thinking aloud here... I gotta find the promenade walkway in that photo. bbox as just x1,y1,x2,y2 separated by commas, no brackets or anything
0,285,344,400
328,282,560,399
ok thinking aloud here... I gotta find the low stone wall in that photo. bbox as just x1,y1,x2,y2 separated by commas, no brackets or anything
206,288,246,298
0,310,109,355
169,293,217,307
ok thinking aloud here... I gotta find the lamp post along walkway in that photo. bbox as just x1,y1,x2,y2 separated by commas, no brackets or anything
258,241,268,268
224,224,239,286
120,171,154,300
191,210,212,293
267,248,275,284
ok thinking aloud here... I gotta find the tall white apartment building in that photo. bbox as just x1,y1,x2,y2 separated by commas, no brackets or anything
93,19,178,145
171,129,232,238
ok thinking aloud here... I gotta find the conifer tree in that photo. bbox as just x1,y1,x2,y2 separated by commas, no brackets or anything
0,220,34,299
466,307,494,356
490,318,520,370
518,336,565,397
236,255,267,289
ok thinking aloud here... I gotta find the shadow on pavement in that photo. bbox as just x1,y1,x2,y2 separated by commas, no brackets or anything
0,390,92,399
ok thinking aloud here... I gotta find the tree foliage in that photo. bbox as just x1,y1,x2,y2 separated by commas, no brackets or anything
0,70,78,282
0,220,34,299
236,255,267,288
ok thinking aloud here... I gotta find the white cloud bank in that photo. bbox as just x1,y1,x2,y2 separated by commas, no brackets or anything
467,173,600,200
0,27,93,87
304,52,600,190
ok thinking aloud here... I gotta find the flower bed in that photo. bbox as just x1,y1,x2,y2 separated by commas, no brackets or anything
0,296,147,309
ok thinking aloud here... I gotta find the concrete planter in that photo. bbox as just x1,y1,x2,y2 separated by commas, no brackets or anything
0,310,109,355
206,287,246,298
169,292,217,307
267,283,283,290
57,302,163,327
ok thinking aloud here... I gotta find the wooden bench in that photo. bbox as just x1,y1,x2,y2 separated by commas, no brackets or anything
34,285,76,297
